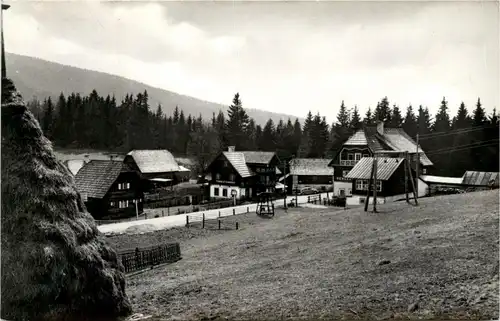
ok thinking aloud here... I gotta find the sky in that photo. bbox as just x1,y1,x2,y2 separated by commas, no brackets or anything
3,0,499,123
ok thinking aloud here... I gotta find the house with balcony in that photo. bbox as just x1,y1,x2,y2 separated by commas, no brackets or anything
74,160,144,220
205,147,280,200
328,121,433,197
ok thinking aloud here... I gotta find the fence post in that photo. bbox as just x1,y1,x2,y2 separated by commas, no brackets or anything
218,211,221,218
186,215,189,228
218,220,221,230
162,210,164,217
202,213,205,229
168,207,170,216
236,222,239,230
247,206,249,213
308,196,310,203
233,208,235,215
320,194,322,202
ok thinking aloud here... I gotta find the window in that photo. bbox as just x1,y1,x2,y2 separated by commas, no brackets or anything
214,188,219,196
355,153,362,161
118,182,130,190
356,179,382,192
223,161,229,167
222,188,228,197
422,168,427,174
363,154,369,158
229,174,235,181
347,188,352,195
260,175,266,183
347,153,354,160
110,201,116,207
118,200,129,208
359,198,365,204
216,173,221,180
342,170,350,177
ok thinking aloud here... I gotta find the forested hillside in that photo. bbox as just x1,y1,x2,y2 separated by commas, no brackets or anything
7,53,301,126
27,90,499,177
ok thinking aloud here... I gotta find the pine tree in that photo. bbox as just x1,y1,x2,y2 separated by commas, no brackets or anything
173,105,180,125
364,107,374,126
53,93,67,146
226,93,250,150
349,105,362,130
452,102,471,129
292,118,302,156
336,101,350,128
42,97,55,139
402,105,418,138
417,105,432,135
472,98,487,126
389,105,403,128
375,97,391,122
260,119,276,151
433,97,451,132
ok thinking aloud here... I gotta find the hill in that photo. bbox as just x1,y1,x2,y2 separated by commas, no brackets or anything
6,53,303,126
108,190,499,320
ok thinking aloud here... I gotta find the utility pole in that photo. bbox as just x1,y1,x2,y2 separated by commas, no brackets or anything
415,133,420,200
2,4,10,79
364,158,376,212
373,154,378,213
404,151,409,203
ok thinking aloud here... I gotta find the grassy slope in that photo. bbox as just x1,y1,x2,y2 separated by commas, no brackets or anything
111,190,499,320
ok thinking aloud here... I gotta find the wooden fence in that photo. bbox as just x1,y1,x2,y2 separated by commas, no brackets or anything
119,243,181,274
185,212,240,231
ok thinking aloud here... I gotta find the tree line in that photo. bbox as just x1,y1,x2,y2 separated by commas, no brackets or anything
27,90,498,176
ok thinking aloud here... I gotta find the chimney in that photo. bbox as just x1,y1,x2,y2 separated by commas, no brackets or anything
84,154,90,163
228,146,236,152
376,121,384,136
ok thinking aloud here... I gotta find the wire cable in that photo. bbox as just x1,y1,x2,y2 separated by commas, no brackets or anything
425,139,499,156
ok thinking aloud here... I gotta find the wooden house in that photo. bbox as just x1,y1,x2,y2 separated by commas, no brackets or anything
328,121,433,197
74,160,144,220
205,147,280,200
344,157,426,205
286,158,332,194
124,149,184,192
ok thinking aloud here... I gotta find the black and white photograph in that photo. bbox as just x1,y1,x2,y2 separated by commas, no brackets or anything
1,1,499,320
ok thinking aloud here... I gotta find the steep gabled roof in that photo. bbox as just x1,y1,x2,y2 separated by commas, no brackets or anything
241,151,277,165
74,160,134,199
330,126,433,167
222,152,254,178
382,128,433,166
345,157,405,181
127,149,180,174
289,158,332,176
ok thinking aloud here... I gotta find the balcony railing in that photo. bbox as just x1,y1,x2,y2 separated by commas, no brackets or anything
340,160,358,166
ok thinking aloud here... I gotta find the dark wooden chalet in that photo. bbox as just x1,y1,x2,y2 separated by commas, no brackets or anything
328,121,433,197
205,147,280,200
345,157,417,204
74,160,144,220
286,158,332,194
124,149,184,192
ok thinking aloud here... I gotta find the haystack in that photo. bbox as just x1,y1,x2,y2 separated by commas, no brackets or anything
1,77,132,321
